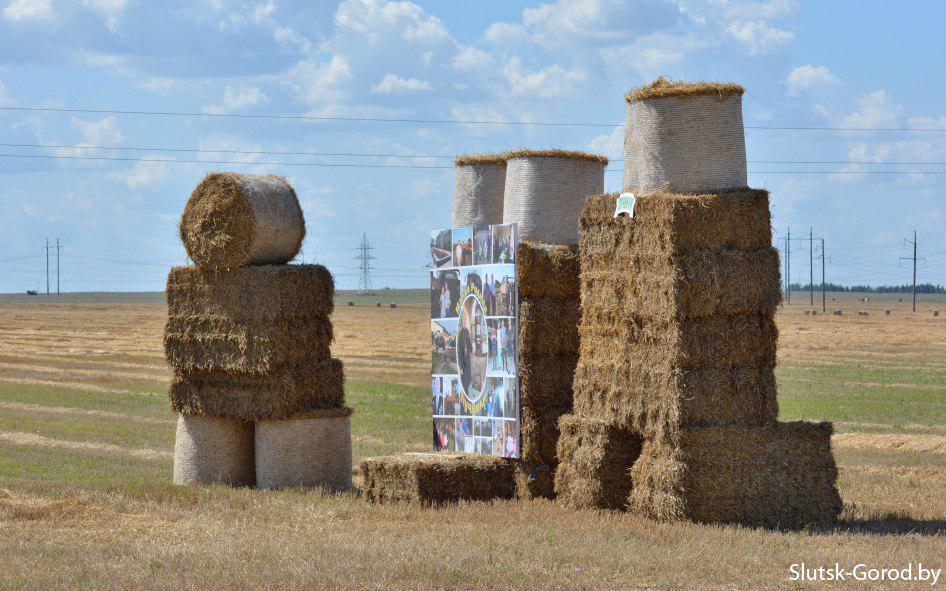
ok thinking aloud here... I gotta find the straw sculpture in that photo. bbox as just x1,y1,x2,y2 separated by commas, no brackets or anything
180,173,305,270
172,414,255,486
452,154,507,227
358,453,516,505
628,78,747,194
503,150,607,244
255,407,354,491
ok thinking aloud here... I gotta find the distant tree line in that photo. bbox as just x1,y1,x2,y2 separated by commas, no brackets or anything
788,282,946,294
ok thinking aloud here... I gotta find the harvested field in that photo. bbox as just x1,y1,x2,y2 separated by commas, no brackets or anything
0,291,943,589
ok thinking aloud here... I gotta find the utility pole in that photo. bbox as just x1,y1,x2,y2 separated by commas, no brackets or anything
55,238,61,294
785,228,791,303
818,238,828,313
356,233,376,295
45,238,49,294
809,228,814,306
900,231,923,313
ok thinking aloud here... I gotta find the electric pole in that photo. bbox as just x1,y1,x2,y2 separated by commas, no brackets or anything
56,238,61,294
45,238,49,294
817,238,828,313
356,233,376,295
785,228,791,303
900,231,924,313
809,228,814,306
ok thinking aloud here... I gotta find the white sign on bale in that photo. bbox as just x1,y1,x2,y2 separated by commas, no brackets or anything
429,223,520,458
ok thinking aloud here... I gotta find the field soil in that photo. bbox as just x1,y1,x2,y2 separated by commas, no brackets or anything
0,292,944,589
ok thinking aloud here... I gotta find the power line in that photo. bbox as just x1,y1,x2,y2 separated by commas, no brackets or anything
4,105,946,132
356,233,375,295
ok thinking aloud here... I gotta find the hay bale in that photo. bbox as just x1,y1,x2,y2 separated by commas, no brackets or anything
502,150,607,244
173,414,255,487
519,297,580,357
389,303,397,309
858,310,869,316
452,154,506,227
180,173,305,270
516,404,571,499
166,265,334,320
934,310,940,317
622,100,639,192
164,313,333,373
347,301,354,306
628,78,747,193
573,362,777,438
554,414,642,510
628,422,842,528
169,358,345,421
516,242,579,301
358,453,516,504
255,408,353,491
885,309,891,315
833,309,843,316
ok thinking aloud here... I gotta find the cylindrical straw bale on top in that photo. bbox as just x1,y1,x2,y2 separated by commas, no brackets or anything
452,154,507,227
180,172,305,270
622,100,639,193
502,150,607,245
630,78,747,194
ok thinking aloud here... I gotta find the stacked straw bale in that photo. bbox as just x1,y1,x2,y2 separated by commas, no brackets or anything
167,172,351,489
503,150,607,245
514,242,581,499
358,453,516,505
452,154,507,227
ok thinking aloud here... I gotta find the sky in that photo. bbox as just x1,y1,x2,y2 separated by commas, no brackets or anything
1,0,945,292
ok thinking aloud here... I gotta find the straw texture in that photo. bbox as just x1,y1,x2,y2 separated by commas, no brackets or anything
516,242,580,301
554,414,642,510
255,408,353,491
622,100,639,193
503,154,606,244
169,357,345,420
628,422,842,528
358,453,516,504
180,172,305,270
452,156,506,227
172,414,255,486
631,82,747,193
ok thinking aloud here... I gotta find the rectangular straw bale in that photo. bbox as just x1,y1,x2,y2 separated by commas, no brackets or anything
169,358,345,421
518,350,578,411
516,404,571,499
580,248,782,321
519,297,580,356
577,311,777,370
554,414,642,510
628,422,842,528
164,313,333,373
358,453,515,505
581,190,771,255
517,242,579,301
166,264,334,320
573,362,777,438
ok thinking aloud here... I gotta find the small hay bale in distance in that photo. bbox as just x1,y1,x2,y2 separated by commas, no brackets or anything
858,310,869,316
452,153,507,227
934,310,940,317
885,309,891,315
502,149,607,245
389,303,397,308
627,421,842,528
180,172,305,270
833,309,843,315
255,407,353,491
347,301,354,307
376,302,381,307
554,414,642,510
358,453,515,505
628,77,747,194
173,414,255,487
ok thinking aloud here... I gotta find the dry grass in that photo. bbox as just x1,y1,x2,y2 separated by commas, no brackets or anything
0,294,944,589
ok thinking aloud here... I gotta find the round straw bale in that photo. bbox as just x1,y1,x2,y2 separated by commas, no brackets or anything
934,310,940,317
502,150,607,244
180,172,305,270
452,154,507,227
255,408,353,491
622,99,639,193
629,78,747,193
173,414,255,487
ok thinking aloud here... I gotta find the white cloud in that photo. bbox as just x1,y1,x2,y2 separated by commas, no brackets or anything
82,0,126,32
334,0,448,43
841,90,901,129
274,26,312,53
601,31,704,81
139,77,176,93
908,116,946,130
108,157,176,189
587,124,624,162
483,21,528,45
203,84,269,114
0,79,15,107
452,45,493,71
2,0,53,21
73,116,124,146
283,55,352,105
370,73,430,94
502,57,586,99
785,65,840,96
726,20,793,55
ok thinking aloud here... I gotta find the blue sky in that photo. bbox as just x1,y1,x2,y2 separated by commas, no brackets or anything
1,0,945,292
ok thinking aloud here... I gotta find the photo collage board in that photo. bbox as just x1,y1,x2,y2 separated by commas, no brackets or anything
429,223,519,458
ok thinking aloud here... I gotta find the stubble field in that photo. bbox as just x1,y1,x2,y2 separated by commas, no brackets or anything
0,290,944,589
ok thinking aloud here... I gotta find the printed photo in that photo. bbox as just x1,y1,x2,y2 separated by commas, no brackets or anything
491,224,516,264
432,376,444,415
503,378,518,420
429,229,453,269
487,317,517,376
454,418,465,452
503,421,519,457
442,377,461,416
431,319,459,375
430,270,460,319
451,227,473,267
473,226,492,265
457,292,489,404
484,270,516,317
433,418,455,453
492,419,506,456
